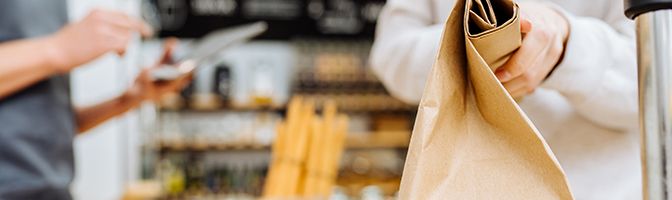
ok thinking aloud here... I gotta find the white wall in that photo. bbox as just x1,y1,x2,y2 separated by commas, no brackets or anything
67,0,150,199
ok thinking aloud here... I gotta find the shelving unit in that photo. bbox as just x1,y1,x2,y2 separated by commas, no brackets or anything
139,0,405,197
140,40,414,199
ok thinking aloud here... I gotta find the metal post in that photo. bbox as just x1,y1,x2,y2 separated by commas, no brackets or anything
625,0,672,199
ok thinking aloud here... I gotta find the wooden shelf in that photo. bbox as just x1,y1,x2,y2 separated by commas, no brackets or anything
159,105,285,113
346,131,410,149
157,95,417,114
151,131,410,152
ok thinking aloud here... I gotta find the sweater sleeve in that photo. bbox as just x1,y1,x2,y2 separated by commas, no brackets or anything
369,0,449,104
541,3,638,131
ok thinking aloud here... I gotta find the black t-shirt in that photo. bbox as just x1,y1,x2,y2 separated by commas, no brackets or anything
0,1,75,200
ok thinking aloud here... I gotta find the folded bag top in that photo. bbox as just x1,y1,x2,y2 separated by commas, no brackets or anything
466,0,521,69
468,0,498,33
397,0,574,199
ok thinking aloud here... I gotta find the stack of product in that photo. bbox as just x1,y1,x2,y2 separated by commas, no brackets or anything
262,98,349,199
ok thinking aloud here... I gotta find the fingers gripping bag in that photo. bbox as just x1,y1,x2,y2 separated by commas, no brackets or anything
397,0,574,199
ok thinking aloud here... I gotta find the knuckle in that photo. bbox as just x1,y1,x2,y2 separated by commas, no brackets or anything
90,9,105,19
527,85,537,94
91,10,114,23
535,29,554,42
549,43,559,54
99,40,113,51
114,38,128,49
552,41,564,54
113,41,124,50
551,47,561,56
89,9,100,16
104,37,120,48
520,72,533,82
508,61,525,76
94,24,108,34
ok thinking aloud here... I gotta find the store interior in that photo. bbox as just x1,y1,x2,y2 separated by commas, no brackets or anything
66,0,408,199
4,0,654,199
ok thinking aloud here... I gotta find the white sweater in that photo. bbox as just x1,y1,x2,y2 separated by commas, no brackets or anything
370,0,641,199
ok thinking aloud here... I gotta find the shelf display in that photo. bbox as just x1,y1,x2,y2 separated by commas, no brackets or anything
140,18,411,198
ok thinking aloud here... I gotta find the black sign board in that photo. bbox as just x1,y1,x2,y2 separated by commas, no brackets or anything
142,0,385,39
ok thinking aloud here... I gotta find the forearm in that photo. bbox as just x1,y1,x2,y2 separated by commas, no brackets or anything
0,37,63,99
75,91,142,133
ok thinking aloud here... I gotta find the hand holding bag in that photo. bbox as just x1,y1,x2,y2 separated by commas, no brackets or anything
398,0,574,199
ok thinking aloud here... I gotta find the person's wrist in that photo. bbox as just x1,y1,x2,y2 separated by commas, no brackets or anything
547,4,570,44
544,5,571,80
43,35,71,74
122,87,144,107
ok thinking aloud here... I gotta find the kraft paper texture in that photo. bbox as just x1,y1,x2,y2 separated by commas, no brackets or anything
397,0,574,199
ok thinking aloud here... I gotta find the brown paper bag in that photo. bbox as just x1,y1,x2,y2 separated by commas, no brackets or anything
398,0,574,199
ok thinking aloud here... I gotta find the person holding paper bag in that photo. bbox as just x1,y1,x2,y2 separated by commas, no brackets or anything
371,0,639,199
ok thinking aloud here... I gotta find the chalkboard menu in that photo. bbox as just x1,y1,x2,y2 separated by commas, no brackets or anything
142,0,385,39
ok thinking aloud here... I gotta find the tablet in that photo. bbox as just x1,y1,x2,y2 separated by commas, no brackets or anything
151,22,268,81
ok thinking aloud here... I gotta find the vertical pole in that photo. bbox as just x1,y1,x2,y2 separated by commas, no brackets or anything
625,1,672,199
636,10,672,200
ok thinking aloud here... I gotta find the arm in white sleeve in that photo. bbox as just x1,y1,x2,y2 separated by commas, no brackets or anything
369,0,448,104
541,4,638,131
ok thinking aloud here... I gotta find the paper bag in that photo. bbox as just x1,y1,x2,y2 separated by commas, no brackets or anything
398,0,574,199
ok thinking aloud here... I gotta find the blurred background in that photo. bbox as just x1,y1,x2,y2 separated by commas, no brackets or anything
68,0,416,199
